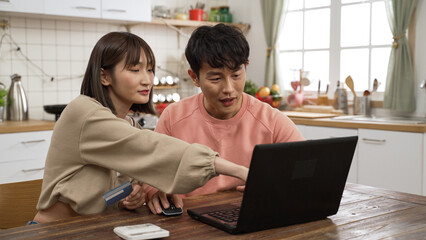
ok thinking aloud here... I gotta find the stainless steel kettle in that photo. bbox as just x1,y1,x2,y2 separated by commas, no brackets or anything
6,74,29,121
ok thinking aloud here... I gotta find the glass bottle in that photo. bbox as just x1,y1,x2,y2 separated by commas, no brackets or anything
219,6,232,23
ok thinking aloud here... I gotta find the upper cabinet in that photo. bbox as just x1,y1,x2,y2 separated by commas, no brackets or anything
0,0,44,14
102,0,151,22
0,0,152,22
44,0,101,19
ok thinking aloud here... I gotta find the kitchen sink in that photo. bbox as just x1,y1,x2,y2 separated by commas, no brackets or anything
332,115,426,124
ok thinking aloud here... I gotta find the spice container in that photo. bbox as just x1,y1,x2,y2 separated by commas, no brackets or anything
219,6,232,23
208,7,220,22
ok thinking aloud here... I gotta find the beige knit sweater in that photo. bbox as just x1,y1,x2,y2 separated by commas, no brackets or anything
37,95,218,215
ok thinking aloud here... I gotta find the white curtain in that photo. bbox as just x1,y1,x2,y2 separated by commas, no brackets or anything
260,0,288,87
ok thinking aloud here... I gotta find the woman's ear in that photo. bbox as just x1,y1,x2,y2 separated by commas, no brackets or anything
188,69,200,87
100,68,111,86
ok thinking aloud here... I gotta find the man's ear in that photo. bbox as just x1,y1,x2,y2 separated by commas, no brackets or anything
188,69,200,87
100,68,111,86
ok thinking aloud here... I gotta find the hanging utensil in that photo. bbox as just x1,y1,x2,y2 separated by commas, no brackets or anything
345,76,356,97
372,78,378,94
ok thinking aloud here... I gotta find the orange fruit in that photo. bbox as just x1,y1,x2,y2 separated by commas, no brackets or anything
258,87,270,97
271,84,280,93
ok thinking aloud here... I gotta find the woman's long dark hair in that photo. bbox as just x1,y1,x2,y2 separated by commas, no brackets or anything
81,32,156,115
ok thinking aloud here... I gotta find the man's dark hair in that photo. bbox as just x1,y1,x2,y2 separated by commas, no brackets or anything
81,31,156,115
185,24,250,77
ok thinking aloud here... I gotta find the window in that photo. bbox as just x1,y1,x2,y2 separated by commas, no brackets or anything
279,0,392,97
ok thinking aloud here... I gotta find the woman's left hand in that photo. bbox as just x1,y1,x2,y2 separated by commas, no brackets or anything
120,183,146,210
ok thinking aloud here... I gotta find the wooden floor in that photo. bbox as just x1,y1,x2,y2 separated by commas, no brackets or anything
0,183,425,239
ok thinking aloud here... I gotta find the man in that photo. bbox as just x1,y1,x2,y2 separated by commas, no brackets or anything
146,24,304,214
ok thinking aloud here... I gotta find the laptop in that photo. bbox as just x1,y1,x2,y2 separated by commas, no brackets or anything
187,136,358,234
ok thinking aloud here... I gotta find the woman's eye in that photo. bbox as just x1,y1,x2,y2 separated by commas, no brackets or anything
147,68,154,73
129,69,139,72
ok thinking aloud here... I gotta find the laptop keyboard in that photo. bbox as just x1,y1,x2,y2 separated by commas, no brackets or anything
207,208,240,223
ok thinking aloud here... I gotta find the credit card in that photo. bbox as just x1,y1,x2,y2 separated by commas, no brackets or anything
103,181,133,206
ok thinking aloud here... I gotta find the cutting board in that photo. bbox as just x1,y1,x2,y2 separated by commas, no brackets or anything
281,111,340,119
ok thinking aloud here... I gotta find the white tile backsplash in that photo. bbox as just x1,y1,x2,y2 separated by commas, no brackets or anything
10,27,26,44
41,29,56,45
26,44,42,61
28,76,44,92
56,61,71,76
26,29,42,44
56,46,70,60
25,18,41,29
42,45,57,61
56,30,70,45
70,21,84,31
70,31,84,46
41,19,55,29
11,59,28,76
9,17,25,28
56,21,70,30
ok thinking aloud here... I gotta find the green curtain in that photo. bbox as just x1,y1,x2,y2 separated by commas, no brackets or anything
383,0,417,112
260,0,287,87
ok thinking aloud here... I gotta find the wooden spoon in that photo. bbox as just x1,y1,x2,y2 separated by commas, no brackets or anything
345,76,356,97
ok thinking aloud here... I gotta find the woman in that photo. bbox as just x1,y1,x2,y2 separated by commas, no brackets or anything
33,32,248,223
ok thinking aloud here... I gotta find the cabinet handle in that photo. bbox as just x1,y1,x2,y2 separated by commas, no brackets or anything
22,167,45,172
362,138,386,144
75,6,97,11
0,0,11,2
21,139,46,144
105,9,127,13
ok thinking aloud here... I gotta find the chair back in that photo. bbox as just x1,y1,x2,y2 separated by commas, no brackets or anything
0,179,42,229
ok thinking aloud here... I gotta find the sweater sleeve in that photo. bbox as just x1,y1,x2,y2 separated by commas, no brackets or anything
79,108,218,194
273,111,305,143
154,105,171,135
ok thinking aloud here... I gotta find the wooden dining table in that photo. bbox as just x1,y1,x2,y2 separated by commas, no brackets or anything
1,183,425,239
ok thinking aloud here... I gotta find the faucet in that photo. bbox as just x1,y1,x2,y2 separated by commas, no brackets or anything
420,79,426,89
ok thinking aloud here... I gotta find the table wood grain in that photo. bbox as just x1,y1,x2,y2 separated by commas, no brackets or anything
0,183,425,239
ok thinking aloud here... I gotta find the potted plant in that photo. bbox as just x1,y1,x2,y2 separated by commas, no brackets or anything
0,83,7,122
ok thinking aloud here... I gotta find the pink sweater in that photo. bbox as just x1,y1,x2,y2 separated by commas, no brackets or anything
154,93,305,197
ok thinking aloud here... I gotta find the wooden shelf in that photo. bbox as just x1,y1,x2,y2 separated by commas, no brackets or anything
153,85,179,90
150,18,250,32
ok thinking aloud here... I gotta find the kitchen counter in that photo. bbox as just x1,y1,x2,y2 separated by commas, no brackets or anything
282,111,426,133
1,115,425,134
0,120,55,134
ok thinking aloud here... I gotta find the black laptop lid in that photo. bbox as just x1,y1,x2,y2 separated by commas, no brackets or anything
236,136,358,233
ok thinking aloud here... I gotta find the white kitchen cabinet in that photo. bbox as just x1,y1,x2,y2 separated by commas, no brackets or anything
44,0,101,19
0,130,52,184
358,129,423,195
0,0,44,14
102,0,151,22
424,133,426,196
295,124,307,138
299,125,359,184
